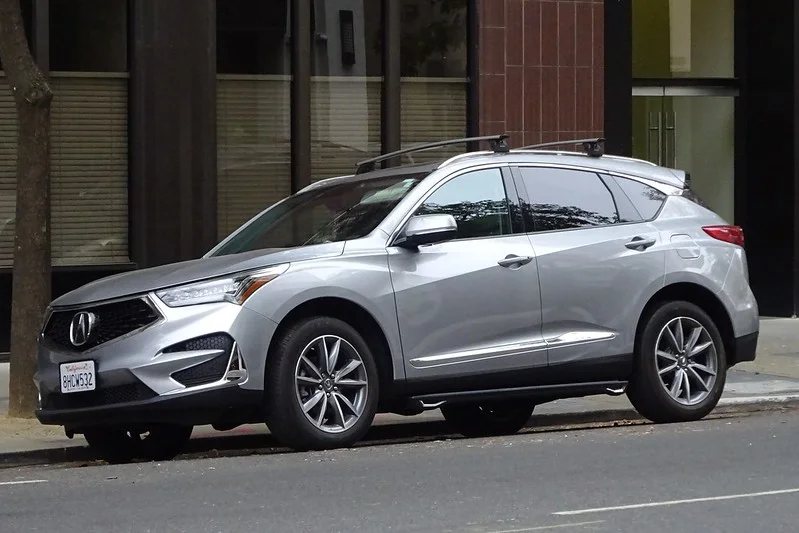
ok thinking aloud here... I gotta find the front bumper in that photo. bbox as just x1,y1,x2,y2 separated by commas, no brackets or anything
37,384,262,428
34,293,277,427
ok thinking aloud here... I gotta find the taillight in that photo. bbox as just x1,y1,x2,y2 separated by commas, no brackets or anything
703,225,745,247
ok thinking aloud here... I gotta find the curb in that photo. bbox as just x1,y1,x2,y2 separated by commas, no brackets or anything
1,395,798,470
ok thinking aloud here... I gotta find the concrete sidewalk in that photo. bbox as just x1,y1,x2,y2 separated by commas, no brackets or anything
1,318,799,466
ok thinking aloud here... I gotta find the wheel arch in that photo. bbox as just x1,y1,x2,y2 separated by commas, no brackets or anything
265,296,398,406
635,282,736,364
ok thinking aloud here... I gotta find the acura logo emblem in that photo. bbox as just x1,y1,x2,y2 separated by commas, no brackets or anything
69,311,97,347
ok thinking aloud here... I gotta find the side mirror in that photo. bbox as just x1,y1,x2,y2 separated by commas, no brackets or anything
395,214,458,249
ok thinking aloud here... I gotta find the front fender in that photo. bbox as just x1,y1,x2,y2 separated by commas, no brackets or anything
242,256,405,382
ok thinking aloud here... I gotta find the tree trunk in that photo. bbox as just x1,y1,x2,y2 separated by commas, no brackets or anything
0,0,53,418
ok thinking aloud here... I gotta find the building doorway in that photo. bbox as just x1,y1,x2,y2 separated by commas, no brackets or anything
632,85,737,223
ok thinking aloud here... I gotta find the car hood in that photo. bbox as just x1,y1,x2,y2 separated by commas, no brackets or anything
51,243,346,308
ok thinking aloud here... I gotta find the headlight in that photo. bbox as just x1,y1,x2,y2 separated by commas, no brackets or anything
156,264,289,307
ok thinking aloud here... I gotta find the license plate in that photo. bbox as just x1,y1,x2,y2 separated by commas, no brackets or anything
59,360,96,394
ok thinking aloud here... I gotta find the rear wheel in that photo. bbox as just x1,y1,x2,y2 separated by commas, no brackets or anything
83,424,193,463
441,399,535,438
265,316,379,451
627,300,727,423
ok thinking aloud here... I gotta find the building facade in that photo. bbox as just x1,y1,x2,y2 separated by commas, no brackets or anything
0,0,796,353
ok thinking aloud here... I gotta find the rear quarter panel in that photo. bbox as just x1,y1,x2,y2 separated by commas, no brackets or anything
655,196,758,337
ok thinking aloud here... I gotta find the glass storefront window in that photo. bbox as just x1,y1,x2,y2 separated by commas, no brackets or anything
48,0,130,267
0,0,130,268
632,0,734,79
310,0,383,183
400,0,468,164
217,0,292,240
50,0,128,72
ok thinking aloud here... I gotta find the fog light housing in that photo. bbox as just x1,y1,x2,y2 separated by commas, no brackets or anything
224,342,247,382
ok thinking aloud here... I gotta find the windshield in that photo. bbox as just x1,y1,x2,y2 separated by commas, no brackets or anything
211,173,428,256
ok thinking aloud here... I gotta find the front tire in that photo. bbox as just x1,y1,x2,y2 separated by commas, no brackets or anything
265,316,380,451
627,300,727,424
441,399,535,438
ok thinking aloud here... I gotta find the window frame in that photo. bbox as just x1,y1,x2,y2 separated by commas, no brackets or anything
602,172,669,223
388,164,525,246
510,164,652,235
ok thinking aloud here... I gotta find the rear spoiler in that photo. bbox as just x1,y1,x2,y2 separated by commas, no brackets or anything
674,170,709,207
669,168,691,190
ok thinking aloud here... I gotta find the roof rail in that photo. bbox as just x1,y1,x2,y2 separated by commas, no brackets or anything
354,134,510,175
437,150,495,168
599,154,659,166
516,137,605,158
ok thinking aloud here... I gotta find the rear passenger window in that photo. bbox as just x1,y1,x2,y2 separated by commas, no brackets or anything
517,168,619,232
612,176,667,220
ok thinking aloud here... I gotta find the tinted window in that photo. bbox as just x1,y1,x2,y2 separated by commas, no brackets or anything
417,168,512,240
613,176,667,220
519,168,619,232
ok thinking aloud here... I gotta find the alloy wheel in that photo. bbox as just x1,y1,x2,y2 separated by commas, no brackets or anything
654,316,718,406
294,335,369,434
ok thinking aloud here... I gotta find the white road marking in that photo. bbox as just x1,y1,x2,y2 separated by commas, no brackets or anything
554,487,799,516
490,521,605,532
0,479,48,487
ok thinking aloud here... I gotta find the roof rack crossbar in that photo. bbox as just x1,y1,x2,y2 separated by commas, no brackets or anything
517,137,605,158
354,134,510,174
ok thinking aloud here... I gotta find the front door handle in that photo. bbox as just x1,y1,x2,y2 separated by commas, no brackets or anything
625,236,656,251
497,254,533,268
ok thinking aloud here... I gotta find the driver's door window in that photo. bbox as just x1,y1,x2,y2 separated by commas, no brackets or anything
416,168,512,240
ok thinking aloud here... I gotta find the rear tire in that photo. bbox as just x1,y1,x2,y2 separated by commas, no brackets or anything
265,316,379,451
83,424,193,463
627,300,727,424
441,399,535,438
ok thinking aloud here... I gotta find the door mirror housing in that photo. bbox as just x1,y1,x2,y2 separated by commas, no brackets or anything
395,214,458,249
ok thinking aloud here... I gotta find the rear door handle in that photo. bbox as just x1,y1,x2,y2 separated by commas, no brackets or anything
625,236,657,251
497,254,533,268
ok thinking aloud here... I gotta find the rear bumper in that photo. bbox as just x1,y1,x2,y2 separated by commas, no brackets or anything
729,331,758,366
36,384,262,430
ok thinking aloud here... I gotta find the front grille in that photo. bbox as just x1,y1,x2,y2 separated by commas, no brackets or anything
42,297,160,352
43,382,157,410
168,334,234,388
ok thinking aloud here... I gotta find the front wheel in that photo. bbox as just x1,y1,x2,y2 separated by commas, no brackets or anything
265,316,380,451
441,399,535,438
627,300,727,424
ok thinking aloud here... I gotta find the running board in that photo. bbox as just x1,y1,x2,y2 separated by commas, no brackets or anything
406,380,628,411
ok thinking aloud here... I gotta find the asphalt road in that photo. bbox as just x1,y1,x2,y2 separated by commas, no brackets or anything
1,410,799,533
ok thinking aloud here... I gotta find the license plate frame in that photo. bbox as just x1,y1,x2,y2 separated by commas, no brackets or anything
59,360,96,394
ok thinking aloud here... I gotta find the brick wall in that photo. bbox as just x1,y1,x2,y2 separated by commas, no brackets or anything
478,0,604,148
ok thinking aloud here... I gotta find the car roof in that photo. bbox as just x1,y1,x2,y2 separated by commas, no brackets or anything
438,149,686,189
299,136,687,194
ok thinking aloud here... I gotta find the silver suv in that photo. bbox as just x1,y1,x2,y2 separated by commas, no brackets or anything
34,136,759,462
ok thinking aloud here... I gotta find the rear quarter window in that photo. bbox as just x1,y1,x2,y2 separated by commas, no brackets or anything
612,176,667,221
